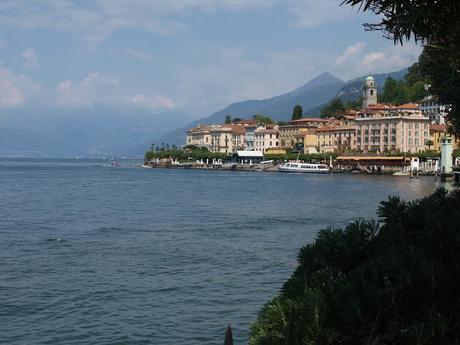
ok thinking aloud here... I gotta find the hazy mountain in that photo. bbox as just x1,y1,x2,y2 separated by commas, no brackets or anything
0,106,191,157
303,68,408,116
155,72,345,146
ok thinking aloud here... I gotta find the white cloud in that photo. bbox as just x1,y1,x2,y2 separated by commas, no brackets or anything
130,94,175,109
54,72,176,111
336,41,366,65
359,43,422,74
56,72,121,107
0,67,41,107
22,48,38,69
331,41,422,79
0,0,355,46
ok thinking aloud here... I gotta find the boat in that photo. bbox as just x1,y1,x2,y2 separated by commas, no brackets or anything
278,162,330,173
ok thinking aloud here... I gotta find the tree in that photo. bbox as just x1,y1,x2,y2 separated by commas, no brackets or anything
320,98,345,118
225,115,232,124
341,0,460,133
291,105,303,121
425,139,434,151
253,113,274,125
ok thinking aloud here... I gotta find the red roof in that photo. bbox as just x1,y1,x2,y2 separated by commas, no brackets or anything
290,118,330,123
396,103,419,110
315,125,356,132
430,124,447,132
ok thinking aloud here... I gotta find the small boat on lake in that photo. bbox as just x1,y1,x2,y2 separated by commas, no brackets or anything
278,162,330,173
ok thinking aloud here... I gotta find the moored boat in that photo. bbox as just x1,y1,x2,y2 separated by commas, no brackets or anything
278,162,330,173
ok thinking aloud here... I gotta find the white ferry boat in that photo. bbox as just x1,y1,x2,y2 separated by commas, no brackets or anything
278,162,330,173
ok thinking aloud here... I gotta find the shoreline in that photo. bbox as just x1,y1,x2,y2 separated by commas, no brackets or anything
141,162,439,177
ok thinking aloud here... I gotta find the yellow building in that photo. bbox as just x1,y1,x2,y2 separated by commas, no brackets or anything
430,124,460,152
279,118,330,148
303,131,318,154
315,125,357,153
186,125,212,150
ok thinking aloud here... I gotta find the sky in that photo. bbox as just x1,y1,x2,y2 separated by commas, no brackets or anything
0,0,422,119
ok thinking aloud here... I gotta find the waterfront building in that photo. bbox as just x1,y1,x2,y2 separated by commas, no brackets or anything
254,125,279,153
186,125,213,150
430,124,460,152
279,118,330,148
209,124,247,154
232,150,264,164
362,74,378,109
356,103,430,153
315,125,357,153
336,155,411,173
418,95,447,124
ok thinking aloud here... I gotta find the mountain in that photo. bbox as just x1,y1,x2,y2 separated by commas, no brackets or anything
155,72,345,146
0,106,191,157
303,68,408,116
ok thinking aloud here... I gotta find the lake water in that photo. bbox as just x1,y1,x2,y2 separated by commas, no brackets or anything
0,159,441,345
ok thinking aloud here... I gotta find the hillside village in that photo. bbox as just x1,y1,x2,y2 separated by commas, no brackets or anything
185,74,458,156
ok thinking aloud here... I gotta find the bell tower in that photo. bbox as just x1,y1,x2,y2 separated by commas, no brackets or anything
362,74,377,109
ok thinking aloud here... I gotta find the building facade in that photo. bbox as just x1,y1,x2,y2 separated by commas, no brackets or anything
315,125,357,153
186,125,212,150
278,118,330,148
418,96,447,124
356,104,430,153
254,126,279,153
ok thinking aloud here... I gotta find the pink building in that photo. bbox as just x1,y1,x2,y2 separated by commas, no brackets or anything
356,103,430,153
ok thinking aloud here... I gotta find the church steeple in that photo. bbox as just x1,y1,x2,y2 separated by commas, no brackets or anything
362,73,377,109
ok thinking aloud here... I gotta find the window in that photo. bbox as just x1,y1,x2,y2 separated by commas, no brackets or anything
370,90,374,96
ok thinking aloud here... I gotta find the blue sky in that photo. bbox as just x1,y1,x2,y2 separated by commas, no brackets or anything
0,0,421,119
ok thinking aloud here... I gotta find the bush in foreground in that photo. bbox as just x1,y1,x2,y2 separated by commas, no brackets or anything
249,188,460,345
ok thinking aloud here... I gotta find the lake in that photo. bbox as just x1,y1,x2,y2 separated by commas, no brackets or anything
0,159,441,345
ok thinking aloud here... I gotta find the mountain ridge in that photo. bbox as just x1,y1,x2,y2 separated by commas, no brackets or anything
154,68,408,147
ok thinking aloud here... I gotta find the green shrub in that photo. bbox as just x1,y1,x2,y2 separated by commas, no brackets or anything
250,189,460,345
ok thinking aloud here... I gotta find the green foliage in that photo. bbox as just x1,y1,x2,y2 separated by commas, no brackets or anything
144,148,227,161
253,113,274,125
320,97,361,118
250,188,460,345
292,105,303,121
320,98,345,118
380,75,427,105
225,115,232,124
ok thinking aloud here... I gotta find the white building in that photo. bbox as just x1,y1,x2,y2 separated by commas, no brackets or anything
254,126,279,153
418,95,447,125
